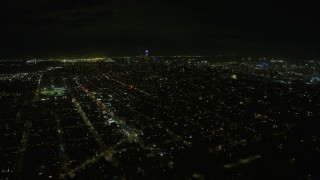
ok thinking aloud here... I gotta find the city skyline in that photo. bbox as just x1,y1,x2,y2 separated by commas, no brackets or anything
1,1,320,178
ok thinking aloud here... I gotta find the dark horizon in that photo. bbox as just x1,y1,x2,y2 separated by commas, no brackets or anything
1,0,320,58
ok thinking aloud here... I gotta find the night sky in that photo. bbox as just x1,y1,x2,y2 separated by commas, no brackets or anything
1,0,319,58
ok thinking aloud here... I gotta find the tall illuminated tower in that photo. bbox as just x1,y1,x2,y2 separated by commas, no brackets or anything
145,50,149,57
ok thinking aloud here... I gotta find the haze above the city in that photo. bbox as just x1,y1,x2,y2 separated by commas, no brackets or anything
1,0,319,58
